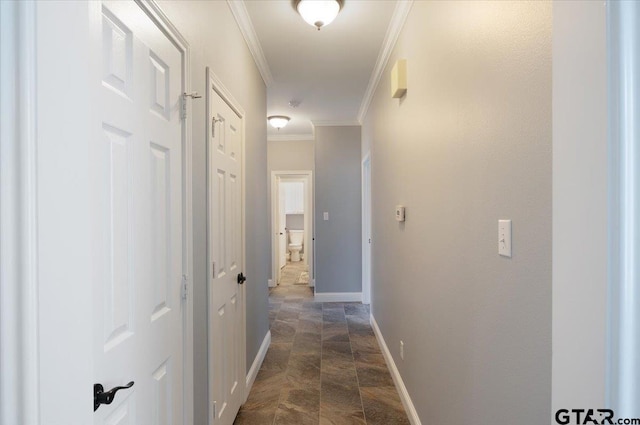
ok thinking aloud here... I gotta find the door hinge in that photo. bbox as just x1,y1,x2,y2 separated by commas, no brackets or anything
181,92,202,120
181,274,188,300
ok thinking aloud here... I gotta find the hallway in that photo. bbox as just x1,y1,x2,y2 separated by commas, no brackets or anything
234,285,409,424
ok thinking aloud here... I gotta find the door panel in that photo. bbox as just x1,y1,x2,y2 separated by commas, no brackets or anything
94,2,184,424
208,83,244,424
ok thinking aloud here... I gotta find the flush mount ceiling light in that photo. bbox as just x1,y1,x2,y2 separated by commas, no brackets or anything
295,0,343,31
268,115,290,130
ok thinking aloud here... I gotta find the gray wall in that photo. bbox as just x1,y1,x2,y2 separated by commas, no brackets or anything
267,139,315,277
362,2,551,424
157,2,270,424
552,1,608,413
315,126,362,294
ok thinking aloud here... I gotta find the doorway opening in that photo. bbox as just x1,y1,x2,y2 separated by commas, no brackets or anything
271,171,313,287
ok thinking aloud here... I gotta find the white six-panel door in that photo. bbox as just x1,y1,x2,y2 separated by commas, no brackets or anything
93,2,185,423
207,77,244,424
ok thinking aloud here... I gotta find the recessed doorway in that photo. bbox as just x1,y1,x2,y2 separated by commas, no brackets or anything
271,171,313,287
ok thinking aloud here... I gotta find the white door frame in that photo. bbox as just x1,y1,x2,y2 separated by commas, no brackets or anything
0,2,39,423
270,170,314,287
205,67,248,407
361,154,372,305
607,1,640,414
276,177,287,281
0,1,194,423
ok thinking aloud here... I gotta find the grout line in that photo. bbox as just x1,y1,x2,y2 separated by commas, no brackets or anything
318,294,324,423
271,286,294,425
319,297,325,423
270,288,282,425
348,305,368,424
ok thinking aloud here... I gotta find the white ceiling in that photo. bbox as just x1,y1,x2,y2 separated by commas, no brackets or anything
239,0,398,139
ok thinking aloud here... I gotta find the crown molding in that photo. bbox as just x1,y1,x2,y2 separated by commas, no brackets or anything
311,120,361,127
268,133,315,142
227,0,274,87
357,0,413,124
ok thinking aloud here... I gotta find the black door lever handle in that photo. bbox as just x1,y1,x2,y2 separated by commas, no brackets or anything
237,272,246,284
94,381,134,411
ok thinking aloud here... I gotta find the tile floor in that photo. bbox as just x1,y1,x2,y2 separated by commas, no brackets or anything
278,261,309,286
233,284,410,425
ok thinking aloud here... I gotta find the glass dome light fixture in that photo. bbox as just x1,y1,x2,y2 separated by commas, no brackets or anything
295,0,343,31
268,115,290,130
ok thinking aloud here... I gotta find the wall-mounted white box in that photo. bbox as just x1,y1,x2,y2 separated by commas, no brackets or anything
391,59,407,98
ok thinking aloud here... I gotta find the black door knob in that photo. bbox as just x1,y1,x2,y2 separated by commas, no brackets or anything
94,381,134,411
237,272,246,284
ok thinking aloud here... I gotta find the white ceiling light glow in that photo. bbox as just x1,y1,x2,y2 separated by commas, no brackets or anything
268,115,290,129
296,0,343,31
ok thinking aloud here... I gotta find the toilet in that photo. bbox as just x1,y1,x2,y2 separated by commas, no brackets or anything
288,230,304,262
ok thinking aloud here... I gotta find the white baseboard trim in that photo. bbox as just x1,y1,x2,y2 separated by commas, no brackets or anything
268,279,275,288
245,330,271,399
314,292,362,303
370,315,422,425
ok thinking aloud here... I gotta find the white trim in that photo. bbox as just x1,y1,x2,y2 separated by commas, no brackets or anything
207,70,246,118
357,0,413,124
136,2,195,423
270,170,314,286
271,174,282,284
0,2,39,423
240,83,248,422
206,67,248,420
268,279,275,288
314,292,362,303
607,1,640,413
245,330,271,399
370,315,422,425
226,0,274,87
361,153,372,305
268,133,315,142
311,120,360,127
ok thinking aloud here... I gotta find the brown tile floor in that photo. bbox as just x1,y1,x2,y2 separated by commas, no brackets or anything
234,285,410,425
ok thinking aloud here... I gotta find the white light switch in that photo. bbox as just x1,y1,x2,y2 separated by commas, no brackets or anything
323,212,329,221
498,220,512,257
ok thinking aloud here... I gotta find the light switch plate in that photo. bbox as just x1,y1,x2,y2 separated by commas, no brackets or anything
498,220,512,257
323,212,329,221
395,205,405,222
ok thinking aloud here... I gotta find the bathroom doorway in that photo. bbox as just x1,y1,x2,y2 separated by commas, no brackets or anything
271,171,313,287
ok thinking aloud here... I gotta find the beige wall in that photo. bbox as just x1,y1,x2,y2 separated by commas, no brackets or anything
362,2,552,423
552,0,608,414
156,2,269,423
268,139,315,172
